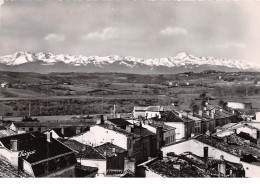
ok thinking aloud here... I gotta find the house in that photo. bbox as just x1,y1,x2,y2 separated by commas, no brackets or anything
61,139,128,177
214,108,236,128
227,102,252,110
142,120,176,146
161,133,260,177
133,106,164,119
0,132,77,177
137,152,244,178
179,111,202,135
152,111,195,141
1,82,9,88
8,122,90,136
195,110,216,134
71,123,159,164
214,122,260,142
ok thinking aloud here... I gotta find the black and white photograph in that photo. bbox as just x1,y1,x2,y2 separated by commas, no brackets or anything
0,0,260,178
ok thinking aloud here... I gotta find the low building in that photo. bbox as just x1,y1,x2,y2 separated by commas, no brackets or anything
0,132,77,177
142,121,176,146
137,152,244,178
161,134,260,178
153,111,195,141
8,122,90,136
61,139,127,177
133,106,164,119
71,123,159,164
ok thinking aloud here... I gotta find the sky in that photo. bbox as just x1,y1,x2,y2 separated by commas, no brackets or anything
0,1,260,65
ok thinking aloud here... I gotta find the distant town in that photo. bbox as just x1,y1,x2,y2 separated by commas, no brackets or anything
0,71,260,177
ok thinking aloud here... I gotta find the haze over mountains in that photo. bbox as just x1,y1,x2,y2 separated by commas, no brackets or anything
0,51,258,74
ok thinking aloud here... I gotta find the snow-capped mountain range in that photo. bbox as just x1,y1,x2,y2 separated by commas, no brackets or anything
0,51,258,74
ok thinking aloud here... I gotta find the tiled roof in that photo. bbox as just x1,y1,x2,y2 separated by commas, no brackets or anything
75,163,98,177
0,156,32,178
94,142,127,158
0,129,17,138
97,124,136,137
132,126,155,137
194,134,260,166
107,118,132,129
156,111,194,123
147,121,175,131
78,145,104,160
0,132,75,164
59,139,86,153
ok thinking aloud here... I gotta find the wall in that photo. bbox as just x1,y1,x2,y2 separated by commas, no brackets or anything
247,122,260,129
80,159,107,175
72,126,128,149
23,160,34,176
0,147,12,161
227,102,245,110
145,168,163,178
47,165,76,177
240,161,260,178
254,112,260,122
133,111,146,118
165,122,184,140
236,126,257,139
163,129,176,145
145,111,161,119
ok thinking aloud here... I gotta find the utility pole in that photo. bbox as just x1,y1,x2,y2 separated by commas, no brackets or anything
28,101,31,117
113,104,116,118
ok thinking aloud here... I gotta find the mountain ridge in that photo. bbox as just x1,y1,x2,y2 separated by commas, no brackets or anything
0,51,258,74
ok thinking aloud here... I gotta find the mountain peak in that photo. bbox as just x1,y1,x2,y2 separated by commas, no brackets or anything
0,51,258,73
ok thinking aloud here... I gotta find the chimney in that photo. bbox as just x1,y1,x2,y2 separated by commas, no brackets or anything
203,107,207,111
126,125,132,133
179,113,182,118
47,132,52,143
10,139,20,167
206,130,211,136
104,151,107,157
112,148,116,153
204,146,208,162
61,127,65,135
223,137,228,143
10,139,20,152
199,110,203,116
107,124,114,130
211,112,214,119
218,155,226,177
116,114,121,118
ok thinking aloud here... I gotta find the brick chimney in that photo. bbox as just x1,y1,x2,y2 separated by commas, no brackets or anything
218,155,226,177
204,146,208,163
61,127,65,136
10,139,20,167
198,110,203,116
46,132,52,143
10,139,20,152
112,147,116,153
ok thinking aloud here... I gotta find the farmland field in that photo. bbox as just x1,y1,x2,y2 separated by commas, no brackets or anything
0,71,260,119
